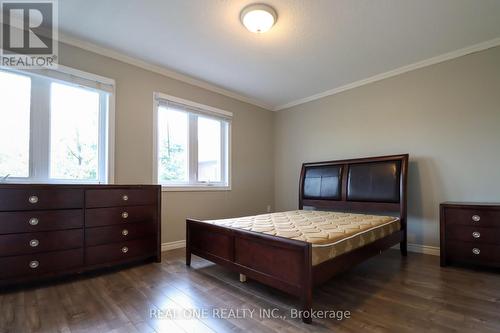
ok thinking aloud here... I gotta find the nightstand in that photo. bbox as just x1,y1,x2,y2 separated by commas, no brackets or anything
440,202,500,267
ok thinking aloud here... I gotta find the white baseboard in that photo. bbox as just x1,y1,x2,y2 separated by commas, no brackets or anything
407,243,440,256
161,240,186,252
393,243,440,256
162,239,440,256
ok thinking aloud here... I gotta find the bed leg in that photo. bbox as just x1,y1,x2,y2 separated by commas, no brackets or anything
400,237,407,257
301,245,313,324
186,248,191,266
301,289,313,324
186,221,192,266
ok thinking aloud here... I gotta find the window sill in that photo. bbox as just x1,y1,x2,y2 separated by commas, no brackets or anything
0,179,106,185
161,185,231,192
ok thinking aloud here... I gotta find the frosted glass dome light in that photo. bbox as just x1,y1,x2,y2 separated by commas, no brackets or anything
240,4,277,33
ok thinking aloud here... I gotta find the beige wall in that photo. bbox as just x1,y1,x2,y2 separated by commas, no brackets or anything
59,42,500,249
275,46,500,248
59,43,275,243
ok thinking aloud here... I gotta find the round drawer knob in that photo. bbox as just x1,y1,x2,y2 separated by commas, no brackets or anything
472,231,481,239
122,229,129,236
121,246,129,253
29,260,39,269
122,195,129,201
29,239,39,247
472,248,480,255
29,217,39,226
472,215,481,222
122,212,129,219
28,195,38,204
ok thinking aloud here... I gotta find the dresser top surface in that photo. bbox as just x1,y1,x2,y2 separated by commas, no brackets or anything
441,202,500,208
0,184,160,190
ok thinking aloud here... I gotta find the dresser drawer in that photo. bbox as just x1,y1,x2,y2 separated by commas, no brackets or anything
0,209,83,234
0,229,83,257
86,223,156,246
85,237,156,266
444,207,499,227
446,241,500,264
446,225,500,245
85,189,156,208
0,248,83,280
85,205,156,227
0,189,83,211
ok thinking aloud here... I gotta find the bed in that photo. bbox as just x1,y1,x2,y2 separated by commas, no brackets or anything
186,154,408,324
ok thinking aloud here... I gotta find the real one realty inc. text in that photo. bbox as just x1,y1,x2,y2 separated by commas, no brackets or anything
150,307,351,321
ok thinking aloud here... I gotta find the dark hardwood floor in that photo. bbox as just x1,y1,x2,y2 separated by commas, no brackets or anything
1,249,499,333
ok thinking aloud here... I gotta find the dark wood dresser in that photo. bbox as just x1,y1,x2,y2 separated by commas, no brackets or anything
440,202,500,267
0,184,161,287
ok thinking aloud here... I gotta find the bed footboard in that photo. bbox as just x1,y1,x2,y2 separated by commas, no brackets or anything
186,218,313,323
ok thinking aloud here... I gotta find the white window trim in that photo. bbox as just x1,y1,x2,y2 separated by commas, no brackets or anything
152,93,232,192
0,65,115,184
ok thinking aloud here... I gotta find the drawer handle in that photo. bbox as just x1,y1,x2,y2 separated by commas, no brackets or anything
122,229,129,236
122,212,129,219
122,246,129,253
122,195,129,201
472,248,480,255
29,260,39,269
29,239,39,247
29,217,39,226
28,195,39,204
472,231,481,239
472,215,481,222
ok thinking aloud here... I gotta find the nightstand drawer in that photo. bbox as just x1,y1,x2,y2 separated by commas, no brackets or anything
446,241,500,264
444,207,500,227
85,205,156,227
446,226,500,245
85,189,156,208
0,229,83,256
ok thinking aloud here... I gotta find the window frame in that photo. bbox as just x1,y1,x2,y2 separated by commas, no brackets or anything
0,65,115,184
153,93,232,192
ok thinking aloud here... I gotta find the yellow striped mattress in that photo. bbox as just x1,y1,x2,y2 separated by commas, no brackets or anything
203,210,400,265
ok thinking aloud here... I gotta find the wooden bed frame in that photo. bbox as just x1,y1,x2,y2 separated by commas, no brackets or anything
186,154,408,324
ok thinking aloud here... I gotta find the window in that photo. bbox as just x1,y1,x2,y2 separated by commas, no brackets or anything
0,71,31,178
154,93,231,190
0,67,114,183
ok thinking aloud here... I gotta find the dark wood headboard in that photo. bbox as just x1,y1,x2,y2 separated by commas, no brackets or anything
299,154,408,220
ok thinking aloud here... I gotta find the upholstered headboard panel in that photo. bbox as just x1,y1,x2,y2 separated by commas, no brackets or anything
303,165,342,200
347,160,401,203
299,154,408,214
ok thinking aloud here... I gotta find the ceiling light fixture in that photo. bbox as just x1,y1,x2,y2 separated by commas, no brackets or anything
240,4,277,33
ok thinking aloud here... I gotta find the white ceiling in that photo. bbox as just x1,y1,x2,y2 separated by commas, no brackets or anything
59,0,500,110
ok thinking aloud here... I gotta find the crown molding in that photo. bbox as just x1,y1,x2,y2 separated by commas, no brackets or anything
273,37,500,111
57,33,274,111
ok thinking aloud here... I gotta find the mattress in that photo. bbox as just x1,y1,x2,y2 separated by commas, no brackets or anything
203,210,400,266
